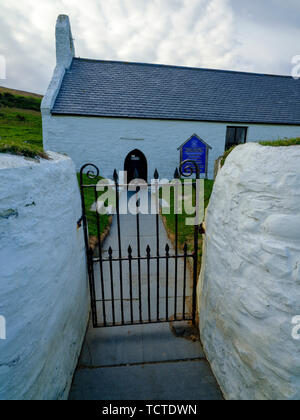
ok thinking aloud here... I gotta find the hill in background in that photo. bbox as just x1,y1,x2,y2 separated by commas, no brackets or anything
0,85,42,112
0,86,45,158
0,86,43,98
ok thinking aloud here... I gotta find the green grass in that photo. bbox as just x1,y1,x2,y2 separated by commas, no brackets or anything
259,137,300,147
220,145,238,167
220,138,300,168
161,179,214,272
0,90,109,240
0,91,44,158
0,92,41,111
0,106,46,158
77,173,110,240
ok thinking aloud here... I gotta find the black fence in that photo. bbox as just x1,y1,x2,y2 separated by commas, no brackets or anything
79,161,201,328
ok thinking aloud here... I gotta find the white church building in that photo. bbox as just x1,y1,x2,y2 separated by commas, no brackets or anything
42,15,300,180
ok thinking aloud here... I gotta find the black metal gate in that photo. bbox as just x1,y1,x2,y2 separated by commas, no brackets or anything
79,160,201,328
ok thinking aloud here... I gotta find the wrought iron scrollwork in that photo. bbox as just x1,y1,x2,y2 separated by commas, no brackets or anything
179,159,200,179
79,163,100,185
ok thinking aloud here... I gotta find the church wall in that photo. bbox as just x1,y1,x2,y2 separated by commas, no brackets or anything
42,113,300,180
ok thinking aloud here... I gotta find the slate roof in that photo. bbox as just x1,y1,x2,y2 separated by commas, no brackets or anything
52,57,300,125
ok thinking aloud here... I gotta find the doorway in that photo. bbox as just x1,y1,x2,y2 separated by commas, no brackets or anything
124,149,148,183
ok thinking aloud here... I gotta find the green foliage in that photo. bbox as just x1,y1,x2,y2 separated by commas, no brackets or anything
220,145,238,167
161,179,214,272
77,173,110,237
220,138,300,168
259,137,300,147
0,107,45,158
0,92,41,111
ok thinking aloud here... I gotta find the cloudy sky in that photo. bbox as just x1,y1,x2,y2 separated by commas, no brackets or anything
0,0,300,94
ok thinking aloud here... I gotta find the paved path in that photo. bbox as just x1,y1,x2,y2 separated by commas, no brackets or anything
69,190,222,400
93,190,194,325
69,322,222,400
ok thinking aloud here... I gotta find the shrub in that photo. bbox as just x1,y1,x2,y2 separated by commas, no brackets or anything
16,114,26,122
0,93,41,112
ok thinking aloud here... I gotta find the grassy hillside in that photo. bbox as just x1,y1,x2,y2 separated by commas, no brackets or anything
0,92,41,112
0,86,43,98
0,89,45,158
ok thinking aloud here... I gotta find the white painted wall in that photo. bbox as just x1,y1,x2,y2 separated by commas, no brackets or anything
55,15,75,69
0,152,89,400
42,113,300,180
199,143,300,400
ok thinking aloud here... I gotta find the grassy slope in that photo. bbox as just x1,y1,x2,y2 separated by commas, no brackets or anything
0,107,46,158
0,90,108,238
0,86,43,98
0,91,45,158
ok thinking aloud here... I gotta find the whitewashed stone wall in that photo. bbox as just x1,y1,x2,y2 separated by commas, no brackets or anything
199,143,300,400
42,114,300,180
0,152,89,400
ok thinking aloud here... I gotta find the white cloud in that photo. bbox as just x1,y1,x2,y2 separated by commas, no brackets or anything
0,0,240,93
0,0,299,93
231,0,300,75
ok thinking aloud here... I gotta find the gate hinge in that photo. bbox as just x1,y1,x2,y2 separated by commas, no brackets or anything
77,216,84,229
199,222,206,235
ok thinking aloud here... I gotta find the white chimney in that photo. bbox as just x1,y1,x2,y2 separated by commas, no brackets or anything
55,15,75,69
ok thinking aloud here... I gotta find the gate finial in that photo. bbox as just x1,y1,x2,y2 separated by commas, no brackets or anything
113,169,118,183
165,244,170,255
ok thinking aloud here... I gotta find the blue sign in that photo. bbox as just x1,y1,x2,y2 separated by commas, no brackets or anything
179,135,211,175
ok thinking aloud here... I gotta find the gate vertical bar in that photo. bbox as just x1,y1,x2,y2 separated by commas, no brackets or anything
154,169,160,321
87,247,97,327
114,170,124,325
174,168,180,320
182,243,188,320
192,164,200,325
136,186,142,323
179,160,200,326
93,186,106,327
128,246,134,324
79,164,99,327
165,244,169,321
146,245,151,322
108,247,116,326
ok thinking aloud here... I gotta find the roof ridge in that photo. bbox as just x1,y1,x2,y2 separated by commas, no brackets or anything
73,57,294,80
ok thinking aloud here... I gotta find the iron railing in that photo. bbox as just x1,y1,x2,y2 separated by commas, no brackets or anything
79,161,201,328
